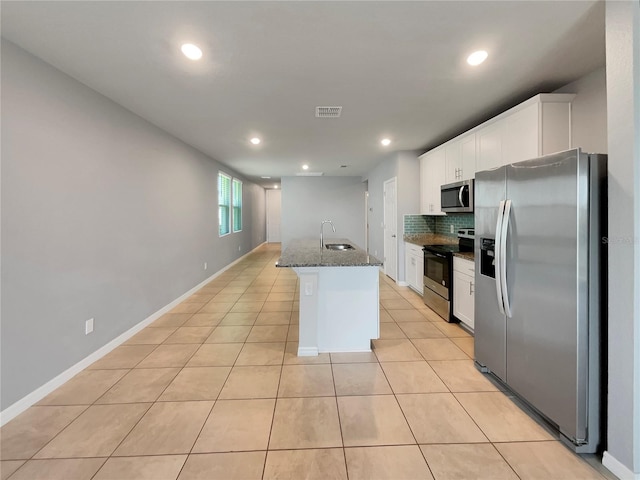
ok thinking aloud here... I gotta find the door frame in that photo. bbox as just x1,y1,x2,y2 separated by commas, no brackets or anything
383,177,398,280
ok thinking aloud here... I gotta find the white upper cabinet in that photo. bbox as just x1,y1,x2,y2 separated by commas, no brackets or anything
444,140,461,184
460,134,476,181
420,93,574,213
445,135,476,183
477,121,506,173
503,102,539,163
420,148,446,215
476,94,574,173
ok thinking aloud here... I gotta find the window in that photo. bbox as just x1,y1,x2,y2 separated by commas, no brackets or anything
232,178,243,232
218,172,231,236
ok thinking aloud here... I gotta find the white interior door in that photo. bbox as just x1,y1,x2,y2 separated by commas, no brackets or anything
365,190,370,254
383,177,397,280
266,189,281,243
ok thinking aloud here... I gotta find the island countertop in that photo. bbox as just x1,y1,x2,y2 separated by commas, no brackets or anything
277,238,383,268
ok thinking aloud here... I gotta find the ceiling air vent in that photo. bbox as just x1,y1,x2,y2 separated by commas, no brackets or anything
315,106,342,118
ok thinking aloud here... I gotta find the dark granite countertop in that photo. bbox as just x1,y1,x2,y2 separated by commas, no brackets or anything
403,233,458,246
454,252,475,261
277,238,383,268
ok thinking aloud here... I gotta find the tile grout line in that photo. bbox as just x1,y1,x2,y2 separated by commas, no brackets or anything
328,351,349,480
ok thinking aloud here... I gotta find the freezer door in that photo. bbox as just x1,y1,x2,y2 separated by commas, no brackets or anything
504,149,589,442
474,167,507,381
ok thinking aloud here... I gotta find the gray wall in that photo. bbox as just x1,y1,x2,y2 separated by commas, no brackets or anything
280,176,366,250
604,0,640,474
554,67,608,154
364,151,420,282
0,41,266,410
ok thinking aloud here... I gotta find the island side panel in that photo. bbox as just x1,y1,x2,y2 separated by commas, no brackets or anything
317,266,380,352
293,267,320,356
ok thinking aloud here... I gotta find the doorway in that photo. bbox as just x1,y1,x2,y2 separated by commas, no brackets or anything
266,189,281,243
383,177,398,280
364,185,370,254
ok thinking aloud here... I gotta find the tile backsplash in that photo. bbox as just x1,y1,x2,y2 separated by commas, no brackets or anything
403,215,435,234
404,213,474,236
434,214,474,236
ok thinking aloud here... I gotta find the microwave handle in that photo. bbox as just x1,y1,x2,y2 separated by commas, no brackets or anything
458,186,465,207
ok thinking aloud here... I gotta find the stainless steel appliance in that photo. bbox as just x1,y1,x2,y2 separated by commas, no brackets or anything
474,148,606,453
441,179,474,213
423,229,474,321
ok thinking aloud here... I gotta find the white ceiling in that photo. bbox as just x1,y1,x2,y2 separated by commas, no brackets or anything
1,1,605,188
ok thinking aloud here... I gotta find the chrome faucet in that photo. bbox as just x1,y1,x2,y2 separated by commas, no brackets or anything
320,220,336,249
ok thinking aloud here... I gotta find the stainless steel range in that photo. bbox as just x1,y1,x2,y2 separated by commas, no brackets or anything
423,229,474,321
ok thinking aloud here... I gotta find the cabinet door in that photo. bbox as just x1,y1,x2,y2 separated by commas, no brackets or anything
504,102,540,164
460,134,476,180
425,149,446,215
405,250,417,290
453,271,475,329
416,253,424,294
444,140,462,184
419,154,430,214
477,121,505,172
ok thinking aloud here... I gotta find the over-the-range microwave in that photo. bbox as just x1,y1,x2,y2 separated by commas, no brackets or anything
440,179,474,213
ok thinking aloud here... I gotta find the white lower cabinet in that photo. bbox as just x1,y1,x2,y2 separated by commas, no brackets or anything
404,243,423,294
453,256,474,329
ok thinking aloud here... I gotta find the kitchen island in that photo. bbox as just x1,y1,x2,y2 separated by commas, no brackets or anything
277,238,383,356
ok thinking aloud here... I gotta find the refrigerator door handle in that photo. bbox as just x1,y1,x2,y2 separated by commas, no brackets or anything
458,186,465,207
501,199,513,318
494,200,506,314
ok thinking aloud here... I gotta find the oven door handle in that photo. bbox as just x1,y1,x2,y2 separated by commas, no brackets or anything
425,251,447,259
494,200,506,315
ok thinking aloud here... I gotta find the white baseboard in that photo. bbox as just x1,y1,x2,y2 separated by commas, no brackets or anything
0,242,266,427
603,451,639,480
397,281,409,287
297,347,319,357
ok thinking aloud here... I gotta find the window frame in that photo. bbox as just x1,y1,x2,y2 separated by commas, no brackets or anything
218,171,232,237
232,177,243,233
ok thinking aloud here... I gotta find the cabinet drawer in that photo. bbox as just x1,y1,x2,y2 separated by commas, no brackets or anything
405,243,424,256
454,256,475,276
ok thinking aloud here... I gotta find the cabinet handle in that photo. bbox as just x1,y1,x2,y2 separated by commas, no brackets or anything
470,282,474,295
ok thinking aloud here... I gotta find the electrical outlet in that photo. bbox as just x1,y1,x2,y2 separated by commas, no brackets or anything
450,225,454,234
85,318,94,335
204,262,207,270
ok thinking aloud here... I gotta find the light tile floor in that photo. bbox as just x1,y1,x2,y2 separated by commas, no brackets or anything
0,243,613,479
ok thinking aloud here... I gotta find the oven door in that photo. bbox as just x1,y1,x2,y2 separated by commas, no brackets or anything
423,249,450,299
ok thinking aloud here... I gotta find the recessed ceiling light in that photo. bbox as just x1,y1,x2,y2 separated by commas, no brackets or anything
381,138,391,146
274,185,279,189
261,176,271,179
302,164,309,170
250,137,261,145
467,50,488,66
181,43,202,61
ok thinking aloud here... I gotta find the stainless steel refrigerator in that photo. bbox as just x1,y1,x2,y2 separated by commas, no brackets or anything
474,148,606,453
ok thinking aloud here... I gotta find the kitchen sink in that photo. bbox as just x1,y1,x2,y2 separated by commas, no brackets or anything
325,243,355,251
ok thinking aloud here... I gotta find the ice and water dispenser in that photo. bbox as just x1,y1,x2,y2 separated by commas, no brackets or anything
480,238,496,278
